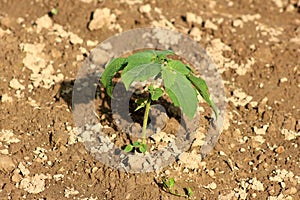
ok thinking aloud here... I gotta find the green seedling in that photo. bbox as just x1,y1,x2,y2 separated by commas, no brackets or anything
101,50,217,153
161,177,193,198
50,8,59,16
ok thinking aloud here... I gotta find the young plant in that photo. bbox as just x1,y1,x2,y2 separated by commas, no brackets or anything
101,50,217,153
161,177,193,198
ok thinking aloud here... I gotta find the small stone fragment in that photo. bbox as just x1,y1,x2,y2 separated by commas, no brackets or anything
206,182,217,190
18,162,30,176
88,8,117,31
189,27,201,41
9,78,25,90
64,187,80,198
178,152,202,169
283,187,297,195
186,12,202,25
276,146,285,154
280,77,288,83
204,20,218,30
250,177,264,191
139,4,151,14
0,155,16,172
233,19,243,28
254,125,269,135
281,129,300,140
36,15,53,33
69,32,83,45
11,169,22,182
19,174,50,194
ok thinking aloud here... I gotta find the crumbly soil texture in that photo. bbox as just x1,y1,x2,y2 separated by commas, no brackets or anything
0,0,299,199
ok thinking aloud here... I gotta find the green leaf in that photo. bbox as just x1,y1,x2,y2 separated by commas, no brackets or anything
152,50,174,61
187,187,193,197
122,51,155,74
162,68,198,119
139,144,147,153
123,50,174,73
169,178,175,188
165,88,179,107
124,144,133,152
133,141,140,147
101,57,127,97
167,60,191,75
134,98,147,111
121,63,161,90
149,85,163,101
187,74,218,118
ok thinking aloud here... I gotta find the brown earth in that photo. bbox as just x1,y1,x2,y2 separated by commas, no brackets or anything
0,0,299,199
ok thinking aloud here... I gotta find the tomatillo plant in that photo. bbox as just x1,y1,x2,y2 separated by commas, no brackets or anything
101,50,217,153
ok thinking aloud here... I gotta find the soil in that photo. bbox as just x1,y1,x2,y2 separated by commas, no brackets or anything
0,0,299,199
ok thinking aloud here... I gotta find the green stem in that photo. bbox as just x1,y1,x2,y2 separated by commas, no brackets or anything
142,97,151,145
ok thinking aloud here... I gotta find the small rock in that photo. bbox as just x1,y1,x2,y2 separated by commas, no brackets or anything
87,40,98,47
204,20,218,30
18,162,30,176
20,174,50,194
189,27,201,41
178,152,202,169
53,174,64,181
276,146,285,154
283,187,297,195
11,169,22,182
139,4,151,14
206,182,217,190
9,78,25,90
281,129,300,141
69,33,83,45
254,125,269,135
88,8,116,31
280,77,288,83
0,154,16,172
186,12,202,25
36,15,53,33
250,177,264,191
233,19,243,28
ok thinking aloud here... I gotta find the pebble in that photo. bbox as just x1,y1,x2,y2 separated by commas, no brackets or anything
204,20,218,30
88,8,116,31
280,77,288,83
11,169,22,182
9,78,25,90
207,182,217,190
36,15,53,33
189,27,201,41
276,146,285,153
233,19,243,28
1,94,13,103
283,187,297,195
69,32,83,45
186,12,202,25
139,4,151,14
0,155,16,172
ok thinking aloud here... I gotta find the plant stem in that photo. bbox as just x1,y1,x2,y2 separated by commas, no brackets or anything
142,97,151,145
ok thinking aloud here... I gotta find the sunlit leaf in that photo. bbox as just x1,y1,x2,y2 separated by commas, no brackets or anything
124,144,133,152
169,178,175,188
139,143,147,153
101,57,127,97
167,60,191,75
162,68,198,119
122,63,161,90
133,141,140,147
187,74,218,118
149,85,163,101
